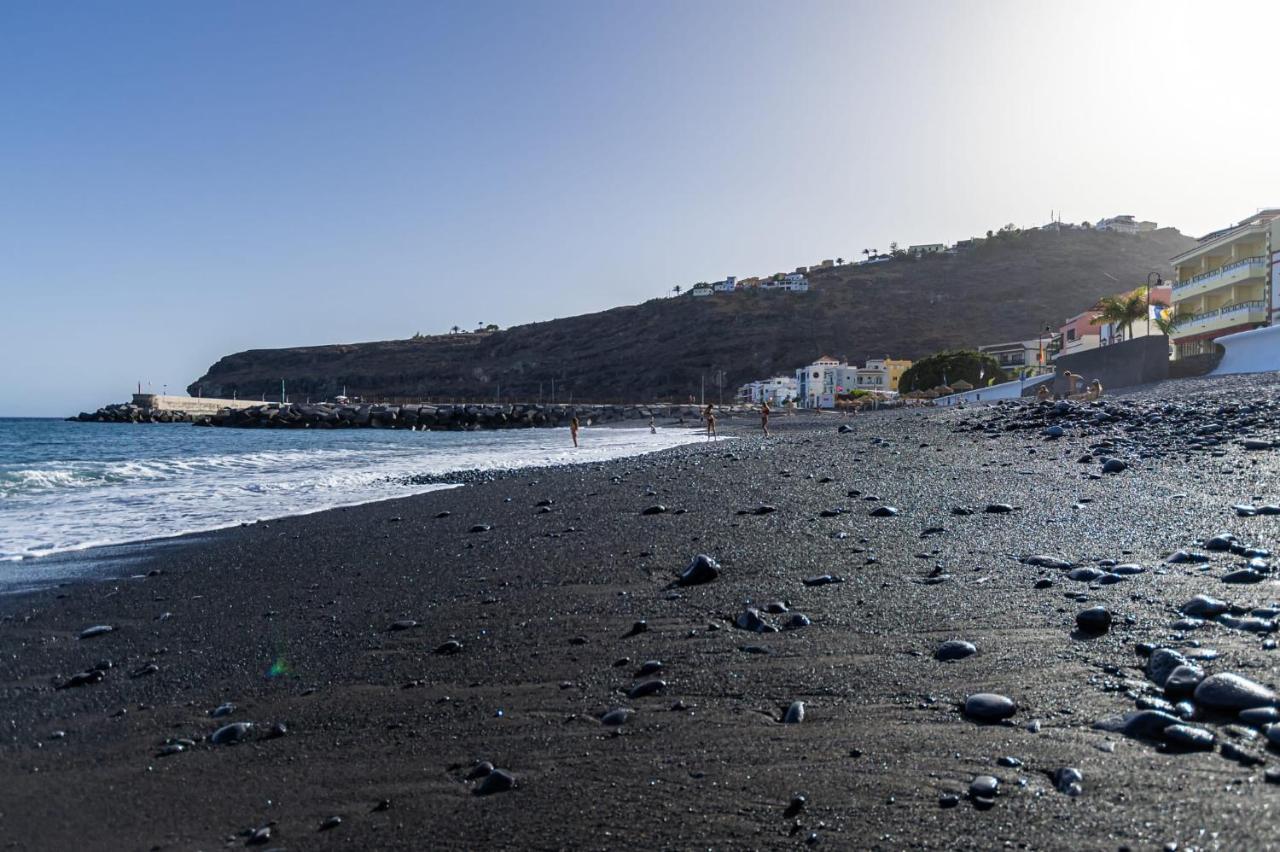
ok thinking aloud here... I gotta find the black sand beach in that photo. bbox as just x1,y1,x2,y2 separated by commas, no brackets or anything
7,378,1280,850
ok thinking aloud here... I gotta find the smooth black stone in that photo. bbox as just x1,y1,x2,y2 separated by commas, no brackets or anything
868,506,899,517
78,625,114,640
935,640,977,661
783,700,805,724
627,679,666,699
210,722,254,745
1194,673,1278,710
1162,724,1215,751
963,693,1016,721
641,505,667,515
435,639,463,654
1075,606,1112,634
469,524,492,533
802,575,844,587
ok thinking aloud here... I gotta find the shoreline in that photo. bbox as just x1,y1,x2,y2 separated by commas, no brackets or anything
9,381,1280,848
1,420,752,572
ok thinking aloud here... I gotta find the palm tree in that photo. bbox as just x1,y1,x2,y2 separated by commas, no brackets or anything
672,285,682,297
862,248,870,260
450,325,460,334
1093,291,1148,341
836,256,844,265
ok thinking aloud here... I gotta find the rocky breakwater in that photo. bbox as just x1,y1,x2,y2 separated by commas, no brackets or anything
190,402,739,430
69,402,195,423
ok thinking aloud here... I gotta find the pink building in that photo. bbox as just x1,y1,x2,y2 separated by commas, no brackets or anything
1059,311,1102,356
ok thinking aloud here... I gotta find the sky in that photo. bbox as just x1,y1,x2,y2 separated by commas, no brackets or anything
3,0,1279,416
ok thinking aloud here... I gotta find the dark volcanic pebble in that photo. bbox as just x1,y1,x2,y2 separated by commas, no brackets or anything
1162,724,1215,751
600,707,632,726
1164,665,1205,698
677,554,720,586
78,625,114,640
963,693,1016,721
210,722,254,745
319,816,343,831
984,503,1014,514
868,506,899,517
1101,459,1127,474
57,670,104,689
802,575,844,587
1181,595,1230,618
627,679,666,699
389,619,418,631
469,524,492,533
434,639,463,654
635,660,663,677
1193,673,1278,710
783,613,811,630
1075,606,1112,634
473,768,516,796
783,701,805,724
935,640,977,661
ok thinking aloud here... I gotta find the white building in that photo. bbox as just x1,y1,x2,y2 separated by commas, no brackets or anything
689,284,714,297
776,273,809,292
738,376,799,405
908,243,944,257
794,356,843,408
713,276,737,293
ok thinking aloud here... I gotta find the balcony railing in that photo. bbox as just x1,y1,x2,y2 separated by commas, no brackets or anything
1173,256,1266,293
1172,300,1267,336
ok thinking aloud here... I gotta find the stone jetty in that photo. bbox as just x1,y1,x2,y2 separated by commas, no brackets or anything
71,400,749,430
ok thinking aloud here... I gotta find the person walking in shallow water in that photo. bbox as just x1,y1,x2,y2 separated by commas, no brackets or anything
570,415,579,448
703,404,717,440
761,401,771,437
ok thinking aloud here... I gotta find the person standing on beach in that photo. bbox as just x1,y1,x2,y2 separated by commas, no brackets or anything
570,415,580,447
649,416,656,434
703,404,717,440
761,401,771,437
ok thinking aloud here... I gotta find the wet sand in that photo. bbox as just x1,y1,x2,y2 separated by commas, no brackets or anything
4,391,1280,850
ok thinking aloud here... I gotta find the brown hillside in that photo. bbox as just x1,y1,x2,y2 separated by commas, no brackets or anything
189,227,1195,403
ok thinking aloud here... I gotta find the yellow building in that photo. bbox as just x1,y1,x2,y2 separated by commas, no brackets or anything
855,357,912,392
1169,209,1280,359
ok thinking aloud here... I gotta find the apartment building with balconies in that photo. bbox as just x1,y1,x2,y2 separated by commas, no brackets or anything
1169,209,1280,359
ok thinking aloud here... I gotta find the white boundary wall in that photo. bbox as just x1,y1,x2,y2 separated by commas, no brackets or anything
1212,324,1280,375
932,373,1053,407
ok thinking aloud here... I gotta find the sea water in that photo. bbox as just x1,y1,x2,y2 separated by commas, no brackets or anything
0,418,705,564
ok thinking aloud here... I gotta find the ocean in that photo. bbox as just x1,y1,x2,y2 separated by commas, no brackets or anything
0,418,705,565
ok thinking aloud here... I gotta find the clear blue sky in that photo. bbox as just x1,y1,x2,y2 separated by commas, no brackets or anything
3,0,1278,416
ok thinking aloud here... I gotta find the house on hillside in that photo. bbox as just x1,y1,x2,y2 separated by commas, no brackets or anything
1096,215,1158,235
689,283,714,297
1168,208,1280,360
908,243,944,257
713,276,737,293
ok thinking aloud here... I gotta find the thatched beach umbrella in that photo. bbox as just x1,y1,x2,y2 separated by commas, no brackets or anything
934,385,954,395
951,379,974,391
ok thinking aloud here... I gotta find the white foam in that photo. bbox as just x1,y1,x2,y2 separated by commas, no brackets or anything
0,426,706,562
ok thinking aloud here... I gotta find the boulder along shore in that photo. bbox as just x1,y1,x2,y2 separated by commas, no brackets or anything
11,373,1280,849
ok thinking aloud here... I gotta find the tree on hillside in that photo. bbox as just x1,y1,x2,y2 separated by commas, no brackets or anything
450,325,460,334
862,248,870,260
1093,290,1148,341
672,285,682,296
899,350,1007,393
837,257,844,265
